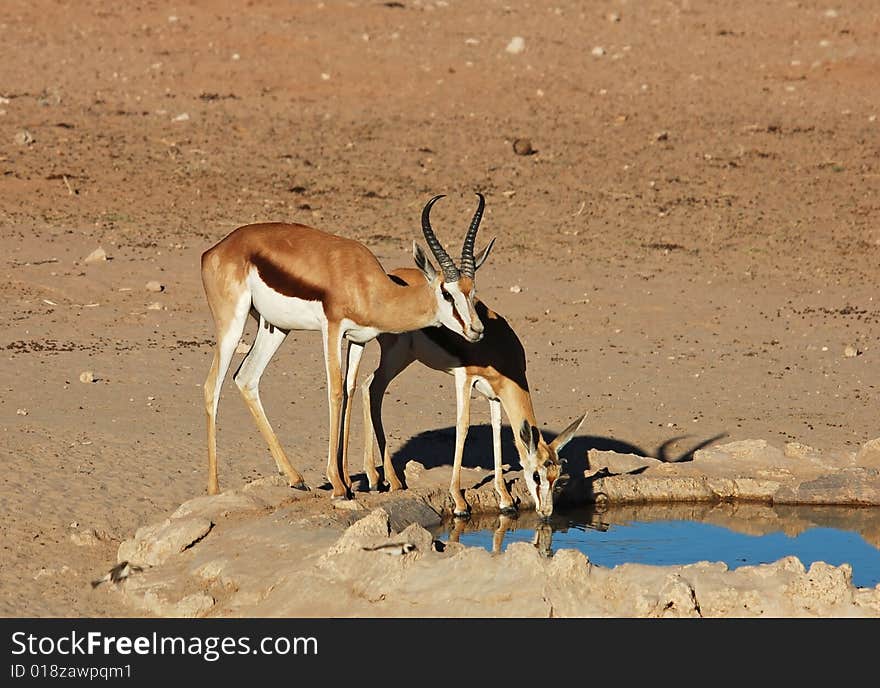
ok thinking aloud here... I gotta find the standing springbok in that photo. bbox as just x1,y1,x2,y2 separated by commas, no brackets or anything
201,193,493,499
361,286,586,518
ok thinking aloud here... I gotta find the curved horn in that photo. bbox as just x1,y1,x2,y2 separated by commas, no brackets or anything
460,192,485,278
421,194,460,281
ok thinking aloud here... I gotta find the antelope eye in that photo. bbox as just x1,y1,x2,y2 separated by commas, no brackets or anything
532,471,541,485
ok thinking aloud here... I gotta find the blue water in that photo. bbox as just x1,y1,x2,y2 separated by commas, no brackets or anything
449,517,880,589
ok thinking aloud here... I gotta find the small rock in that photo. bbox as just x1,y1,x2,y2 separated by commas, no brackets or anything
824,9,838,18
512,138,535,156
83,247,108,264
332,499,365,512
14,130,35,146
591,46,606,57
118,517,213,567
146,302,162,311
654,130,669,142
843,345,860,358
172,113,190,122
509,285,522,293
607,12,621,22
505,36,525,54
70,528,105,547
16,408,28,416
235,341,251,355
145,280,165,293
79,371,95,384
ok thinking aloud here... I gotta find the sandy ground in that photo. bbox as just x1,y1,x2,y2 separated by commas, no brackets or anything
1,0,878,617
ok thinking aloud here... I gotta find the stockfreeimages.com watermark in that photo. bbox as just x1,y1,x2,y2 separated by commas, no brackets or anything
10,631,317,663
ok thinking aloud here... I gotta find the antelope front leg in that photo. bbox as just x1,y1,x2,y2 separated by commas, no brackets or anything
361,373,381,491
322,323,350,499
340,341,365,490
450,369,473,518
489,398,516,514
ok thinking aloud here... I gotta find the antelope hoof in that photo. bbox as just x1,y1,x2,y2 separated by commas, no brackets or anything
290,481,310,492
500,505,518,516
331,489,354,501
453,507,471,520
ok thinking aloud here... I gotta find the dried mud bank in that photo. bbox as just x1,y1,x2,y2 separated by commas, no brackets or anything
106,439,880,618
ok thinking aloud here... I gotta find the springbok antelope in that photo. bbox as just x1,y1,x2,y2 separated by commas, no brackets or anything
201,193,494,499
361,287,586,518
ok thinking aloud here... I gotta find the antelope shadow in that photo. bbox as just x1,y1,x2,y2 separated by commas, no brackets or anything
371,424,729,486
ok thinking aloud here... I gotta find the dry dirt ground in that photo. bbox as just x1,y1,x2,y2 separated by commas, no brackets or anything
1,0,878,617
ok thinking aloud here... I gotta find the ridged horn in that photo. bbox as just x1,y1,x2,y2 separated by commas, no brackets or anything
459,192,485,278
421,194,460,281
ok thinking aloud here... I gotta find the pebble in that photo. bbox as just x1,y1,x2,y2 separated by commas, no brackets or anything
591,46,606,57
512,138,535,155
16,408,28,416
14,130,34,146
509,285,522,293
505,36,525,54
83,246,108,263
844,345,860,358
655,130,669,141
146,302,163,310
235,341,251,355
607,12,621,22
145,280,165,293
79,371,95,384
172,112,190,122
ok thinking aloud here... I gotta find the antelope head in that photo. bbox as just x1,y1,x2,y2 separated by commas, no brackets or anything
413,193,495,343
519,414,587,519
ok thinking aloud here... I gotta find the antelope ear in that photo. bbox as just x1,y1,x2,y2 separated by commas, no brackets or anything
473,237,496,271
413,241,437,282
549,413,588,452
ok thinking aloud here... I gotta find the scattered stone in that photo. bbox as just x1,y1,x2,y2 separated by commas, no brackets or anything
71,528,106,547
824,9,839,18
607,12,621,22
591,46,606,57
505,36,525,54
844,345,860,358
509,285,522,293
325,508,391,555
654,130,669,142
83,247,108,264
146,302,162,310
16,408,28,416
118,517,213,567
235,341,251,355
856,438,880,469
172,112,190,122
512,138,535,155
145,280,165,293
171,491,268,521
79,371,95,384
332,499,365,512
14,130,34,146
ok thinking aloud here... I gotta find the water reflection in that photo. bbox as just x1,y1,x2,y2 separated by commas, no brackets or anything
437,502,880,587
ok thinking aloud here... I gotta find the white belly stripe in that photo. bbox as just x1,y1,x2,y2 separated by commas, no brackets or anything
247,267,326,331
